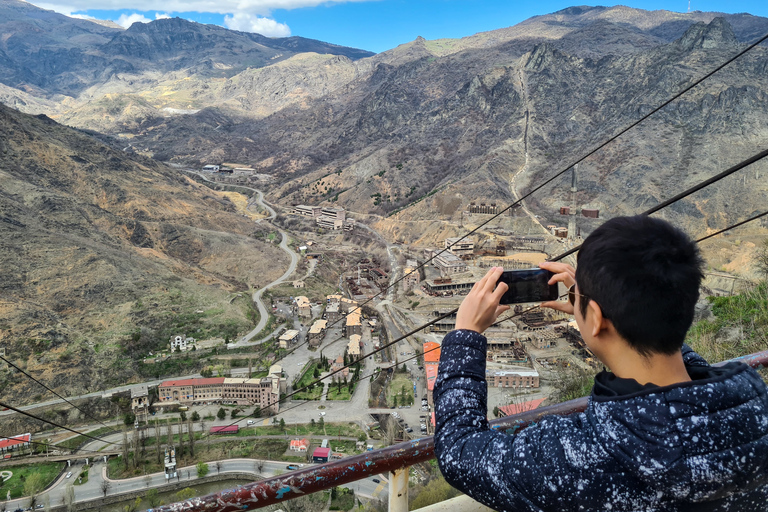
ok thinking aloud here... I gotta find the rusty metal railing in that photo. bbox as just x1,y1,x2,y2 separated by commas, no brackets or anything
149,349,768,512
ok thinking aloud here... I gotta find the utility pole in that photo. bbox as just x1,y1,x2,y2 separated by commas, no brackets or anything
568,165,578,241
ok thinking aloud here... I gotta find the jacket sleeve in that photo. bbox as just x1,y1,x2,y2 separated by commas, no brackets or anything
434,329,567,511
681,343,710,367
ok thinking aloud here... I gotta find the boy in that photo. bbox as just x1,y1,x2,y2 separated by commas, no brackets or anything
434,215,768,511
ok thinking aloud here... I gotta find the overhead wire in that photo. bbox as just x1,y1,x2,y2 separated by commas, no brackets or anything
0,354,123,438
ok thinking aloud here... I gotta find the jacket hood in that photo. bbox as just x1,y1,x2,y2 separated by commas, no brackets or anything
589,362,768,502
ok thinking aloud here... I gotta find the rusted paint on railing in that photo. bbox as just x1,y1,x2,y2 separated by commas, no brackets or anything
150,350,768,512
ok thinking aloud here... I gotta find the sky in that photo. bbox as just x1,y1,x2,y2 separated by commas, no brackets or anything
28,0,768,53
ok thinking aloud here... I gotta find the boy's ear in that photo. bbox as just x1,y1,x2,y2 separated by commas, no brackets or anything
588,300,609,338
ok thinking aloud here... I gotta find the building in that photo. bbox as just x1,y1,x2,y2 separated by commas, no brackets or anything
293,205,322,218
325,302,340,322
158,367,283,413
210,426,239,435
294,296,311,318
423,277,475,296
498,398,547,417
313,447,331,463
330,356,350,378
426,309,457,333
468,202,501,215
279,329,300,349
131,385,150,422
0,433,31,456
444,237,475,257
530,329,561,349
368,268,388,287
486,368,540,389
402,261,419,291
348,334,362,357
432,250,469,275
308,319,328,347
423,342,441,408
290,438,310,452
202,164,220,172
344,309,362,336
223,377,282,413
170,335,195,352
164,448,177,479
293,280,305,288
158,377,225,404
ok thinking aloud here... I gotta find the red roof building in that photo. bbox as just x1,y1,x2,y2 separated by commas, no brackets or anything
0,433,31,454
499,398,547,417
290,438,310,452
423,342,441,363
210,425,239,435
312,447,331,462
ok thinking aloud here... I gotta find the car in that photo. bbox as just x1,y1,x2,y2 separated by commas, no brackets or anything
372,478,381,483
66,472,72,478
319,412,326,416
286,465,299,470
405,428,413,433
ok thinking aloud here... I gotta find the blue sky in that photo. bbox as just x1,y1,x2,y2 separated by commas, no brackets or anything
31,0,768,53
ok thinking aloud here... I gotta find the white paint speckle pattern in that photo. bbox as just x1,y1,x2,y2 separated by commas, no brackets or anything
434,329,768,511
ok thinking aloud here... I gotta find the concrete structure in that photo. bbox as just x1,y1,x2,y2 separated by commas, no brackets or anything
432,250,468,276
330,356,350,378
468,202,501,215
131,385,150,422
369,268,388,287
293,280,305,288
402,260,419,291
344,309,362,336
293,205,322,218
294,296,311,318
423,277,475,296
325,302,340,322
158,367,283,413
486,368,540,389
348,334,362,357
202,165,220,172
308,319,328,347
170,335,195,352
444,237,474,257
279,329,300,349
530,330,561,349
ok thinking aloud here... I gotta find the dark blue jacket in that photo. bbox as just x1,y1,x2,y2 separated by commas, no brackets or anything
434,329,768,511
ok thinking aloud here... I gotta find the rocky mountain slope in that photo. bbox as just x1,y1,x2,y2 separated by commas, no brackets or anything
0,103,289,401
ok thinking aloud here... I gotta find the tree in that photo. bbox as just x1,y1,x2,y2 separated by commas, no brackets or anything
393,396,398,408
493,406,501,418
252,406,261,418
24,473,45,506
64,484,75,512
231,409,238,419
176,487,195,501
191,411,200,422
310,418,316,427
146,488,161,508
123,413,136,426
318,416,324,429
123,496,141,512
217,407,226,420
100,480,111,497
180,411,187,422
279,418,286,431
196,461,210,478
313,367,321,379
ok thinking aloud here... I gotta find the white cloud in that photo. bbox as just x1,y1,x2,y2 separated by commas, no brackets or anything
27,1,373,17
114,11,172,28
115,12,152,27
224,12,290,37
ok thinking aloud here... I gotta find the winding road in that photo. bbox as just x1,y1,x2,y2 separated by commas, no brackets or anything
183,171,299,345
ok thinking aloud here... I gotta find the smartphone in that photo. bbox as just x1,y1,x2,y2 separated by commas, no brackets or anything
495,268,558,305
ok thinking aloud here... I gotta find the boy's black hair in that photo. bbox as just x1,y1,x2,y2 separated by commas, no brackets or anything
575,215,704,356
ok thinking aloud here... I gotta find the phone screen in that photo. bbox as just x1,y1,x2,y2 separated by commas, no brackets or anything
496,269,558,305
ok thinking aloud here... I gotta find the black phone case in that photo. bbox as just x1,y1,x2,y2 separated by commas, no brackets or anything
497,269,558,304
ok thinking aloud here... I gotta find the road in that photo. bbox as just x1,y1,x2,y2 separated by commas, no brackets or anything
182,171,300,345
5,456,387,511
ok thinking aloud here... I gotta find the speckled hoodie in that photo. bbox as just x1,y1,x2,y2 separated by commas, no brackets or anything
434,329,768,511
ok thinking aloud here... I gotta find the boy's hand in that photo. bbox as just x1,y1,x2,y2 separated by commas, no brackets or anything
538,261,576,314
455,267,510,334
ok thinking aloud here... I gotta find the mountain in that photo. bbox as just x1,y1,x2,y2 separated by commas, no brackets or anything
0,0,374,97
0,102,289,401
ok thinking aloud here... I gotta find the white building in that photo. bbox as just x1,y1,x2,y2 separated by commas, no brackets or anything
170,335,195,352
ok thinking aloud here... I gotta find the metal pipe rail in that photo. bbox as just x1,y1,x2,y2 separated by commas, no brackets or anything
150,349,768,512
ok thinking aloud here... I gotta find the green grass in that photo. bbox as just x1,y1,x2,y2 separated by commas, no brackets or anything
686,281,768,366
73,465,89,485
57,426,117,451
327,384,354,400
236,422,364,438
293,361,324,400
0,462,63,499
387,374,415,407
329,486,356,510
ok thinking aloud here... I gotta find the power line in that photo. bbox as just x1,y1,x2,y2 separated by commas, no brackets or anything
0,354,123,438
0,432,119,457
0,401,123,449
695,210,768,243
552,148,768,261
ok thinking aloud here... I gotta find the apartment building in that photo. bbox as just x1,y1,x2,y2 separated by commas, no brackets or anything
294,296,312,318
402,260,419,291
444,237,475,257
432,250,469,275
347,334,362,357
279,329,300,349
293,205,322,218
325,302,340,322
344,309,362,336
486,368,540,389
308,319,328,347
